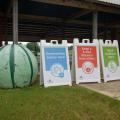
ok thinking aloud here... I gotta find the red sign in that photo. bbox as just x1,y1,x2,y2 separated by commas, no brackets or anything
77,46,97,74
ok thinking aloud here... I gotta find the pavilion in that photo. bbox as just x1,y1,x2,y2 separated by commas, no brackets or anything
0,0,120,46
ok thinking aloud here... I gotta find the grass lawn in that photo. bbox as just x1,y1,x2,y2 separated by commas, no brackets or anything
0,85,120,120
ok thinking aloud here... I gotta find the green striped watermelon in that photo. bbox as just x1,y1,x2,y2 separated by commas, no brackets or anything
0,44,38,88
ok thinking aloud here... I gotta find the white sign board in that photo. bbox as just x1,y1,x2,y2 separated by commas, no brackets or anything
100,40,120,82
72,38,101,84
40,40,72,87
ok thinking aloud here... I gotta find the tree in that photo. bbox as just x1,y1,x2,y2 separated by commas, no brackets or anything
26,42,40,56
68,46,73,50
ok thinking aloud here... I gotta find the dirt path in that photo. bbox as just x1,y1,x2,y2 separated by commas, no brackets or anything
80,81,120,100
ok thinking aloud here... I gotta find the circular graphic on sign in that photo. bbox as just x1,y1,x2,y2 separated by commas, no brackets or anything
82,61,94,74
50,63,64,77
108,61,117,73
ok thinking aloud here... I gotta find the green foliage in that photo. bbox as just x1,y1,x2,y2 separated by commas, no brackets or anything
26,42,40,56
0,85,120,120
68,46,73,50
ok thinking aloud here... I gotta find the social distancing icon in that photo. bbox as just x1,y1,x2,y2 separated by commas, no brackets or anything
99,40,120,82
40,40,72,87
71,38,101,84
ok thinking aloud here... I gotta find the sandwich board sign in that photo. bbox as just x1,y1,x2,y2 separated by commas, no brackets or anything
71,38,101,84
40,40,72,87
100,40,120,82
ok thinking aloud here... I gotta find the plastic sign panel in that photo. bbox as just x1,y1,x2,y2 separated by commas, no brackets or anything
100,40,120,82
40,40,72,87
71,38,100,84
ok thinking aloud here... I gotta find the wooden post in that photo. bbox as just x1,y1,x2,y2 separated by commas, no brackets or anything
13,0,18,44
92,11,98,39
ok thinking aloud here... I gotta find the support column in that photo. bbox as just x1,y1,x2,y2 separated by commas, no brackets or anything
13,0,18,44
92,11,98,39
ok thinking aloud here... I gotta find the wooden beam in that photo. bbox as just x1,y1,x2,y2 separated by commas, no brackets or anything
68,10,92,19
18,14,94,26
6,14,120,28
31,0,120,14
13,14,120,28
19,14,62,23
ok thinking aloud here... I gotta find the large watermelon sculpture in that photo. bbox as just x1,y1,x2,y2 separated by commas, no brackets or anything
0,44,38,88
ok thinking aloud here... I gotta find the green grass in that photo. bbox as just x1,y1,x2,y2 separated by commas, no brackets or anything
0,85,120,120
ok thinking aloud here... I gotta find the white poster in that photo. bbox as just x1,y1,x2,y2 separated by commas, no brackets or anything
72,38,101,84
40,40,72,87
100,40,120,82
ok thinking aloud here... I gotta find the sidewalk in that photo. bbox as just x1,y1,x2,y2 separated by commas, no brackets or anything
80,81,120,100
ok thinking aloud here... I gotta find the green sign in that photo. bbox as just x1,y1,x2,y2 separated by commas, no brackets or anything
103,47,119,72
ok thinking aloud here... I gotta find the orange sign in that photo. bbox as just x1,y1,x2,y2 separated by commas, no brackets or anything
77,46,97,74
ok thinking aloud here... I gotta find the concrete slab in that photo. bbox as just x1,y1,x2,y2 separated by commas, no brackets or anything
80,81,120,100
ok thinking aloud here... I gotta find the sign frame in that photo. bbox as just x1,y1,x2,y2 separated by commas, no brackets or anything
40,40,72,87
72,38,101,84
100,40,120,82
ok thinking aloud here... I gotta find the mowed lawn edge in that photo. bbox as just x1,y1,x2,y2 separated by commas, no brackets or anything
0,85,120,120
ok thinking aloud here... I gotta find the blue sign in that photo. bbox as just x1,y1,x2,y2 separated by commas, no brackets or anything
44,47,67,77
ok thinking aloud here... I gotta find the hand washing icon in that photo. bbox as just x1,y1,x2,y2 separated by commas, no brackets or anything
82,61,94,74
50,63,64,77
108,61,117,73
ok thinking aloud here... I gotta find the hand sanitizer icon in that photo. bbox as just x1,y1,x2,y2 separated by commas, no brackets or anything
50,63,64,78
